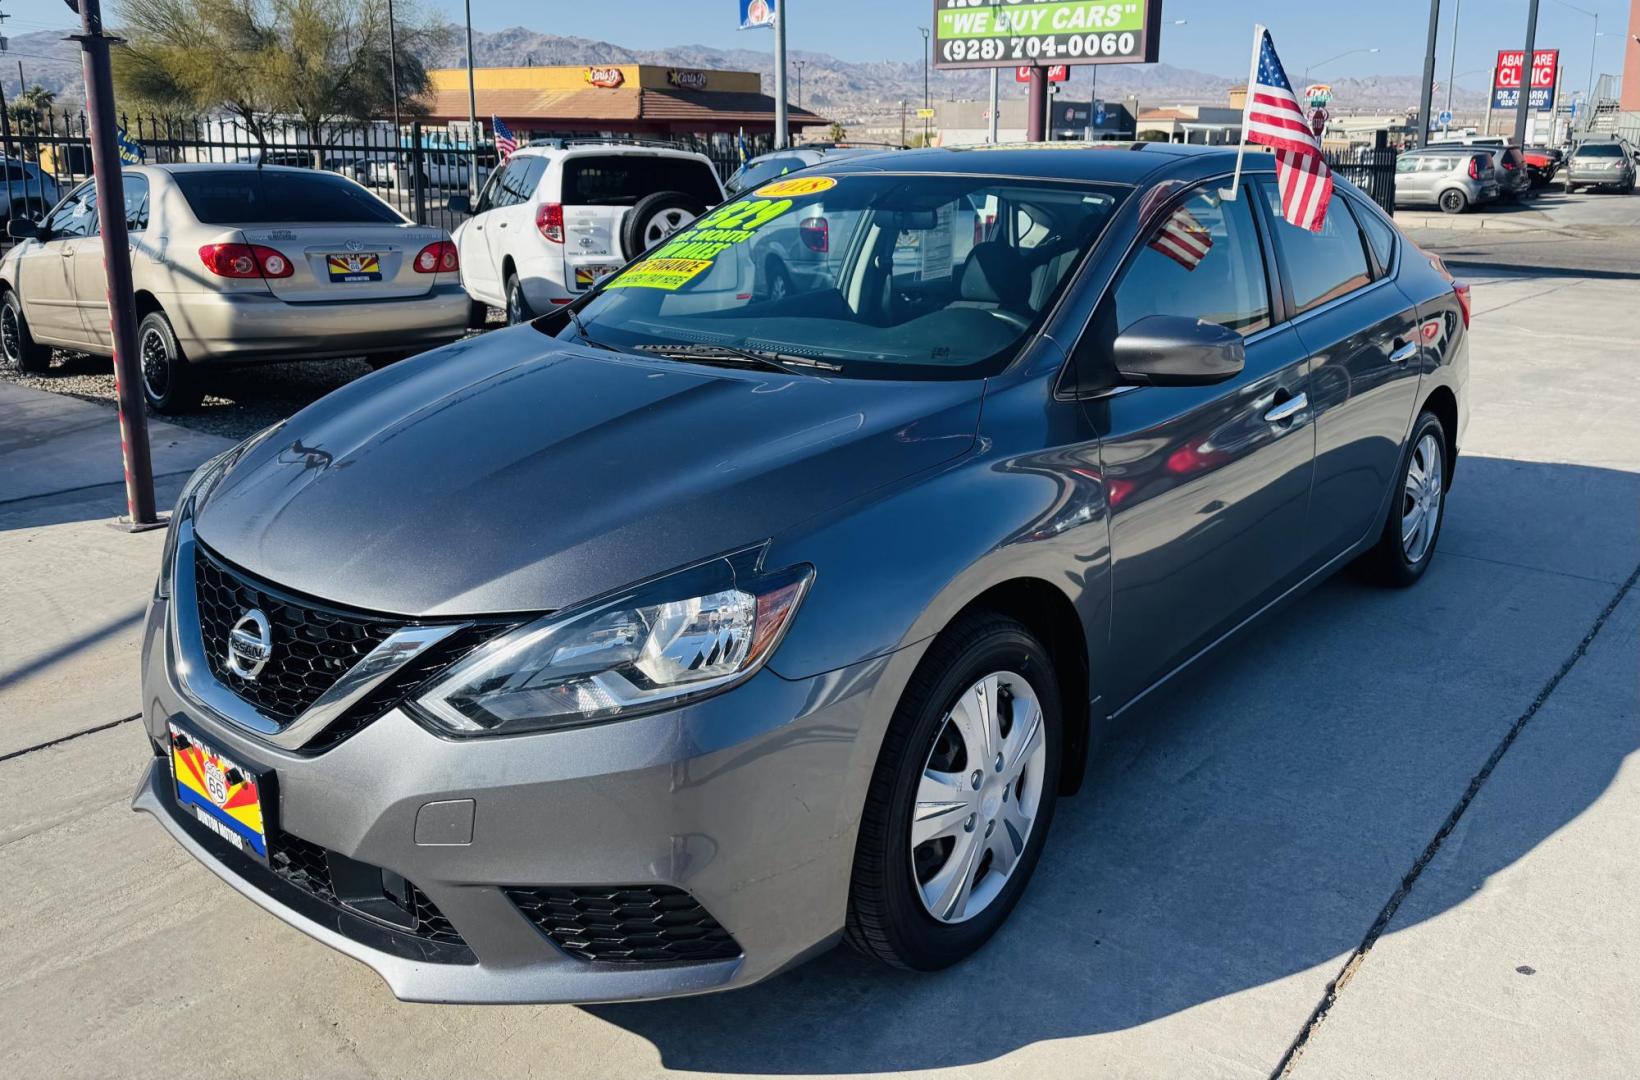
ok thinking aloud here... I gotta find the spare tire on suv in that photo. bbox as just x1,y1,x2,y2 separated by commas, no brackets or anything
622,191,707,257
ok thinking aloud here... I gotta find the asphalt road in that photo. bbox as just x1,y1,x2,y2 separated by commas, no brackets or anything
1398,182,1640,278
1,216,1636,1080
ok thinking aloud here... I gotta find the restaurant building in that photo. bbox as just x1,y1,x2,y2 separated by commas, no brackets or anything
420,64,828,144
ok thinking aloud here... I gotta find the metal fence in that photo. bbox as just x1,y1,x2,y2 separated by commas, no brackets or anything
1324,147,1398,215
0,110,771,248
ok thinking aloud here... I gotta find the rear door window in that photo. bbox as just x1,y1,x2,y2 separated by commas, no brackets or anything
172,170,402,224
1258,181,1373,314
562,155,720,207
1353,201,1396,274
123,174,151,232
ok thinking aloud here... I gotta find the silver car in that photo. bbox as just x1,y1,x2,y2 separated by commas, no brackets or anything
0,165,471,411
1393,147,1500,213
1563,141,1637,194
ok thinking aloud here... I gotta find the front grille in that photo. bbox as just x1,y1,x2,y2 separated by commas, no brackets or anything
270,832,467,948
194,545,396,722
506,885,742,964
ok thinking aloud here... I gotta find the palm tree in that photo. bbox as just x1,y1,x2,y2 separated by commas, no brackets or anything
8,86,59,150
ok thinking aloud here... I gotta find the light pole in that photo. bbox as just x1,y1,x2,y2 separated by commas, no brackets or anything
1551,0,1602,106
795,60,806,112
463,0,477,200
919,26,930,147
1443,0,1462,129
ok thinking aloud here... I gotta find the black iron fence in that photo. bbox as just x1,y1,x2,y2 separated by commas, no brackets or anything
1325,147,1398,215
0,110,771,247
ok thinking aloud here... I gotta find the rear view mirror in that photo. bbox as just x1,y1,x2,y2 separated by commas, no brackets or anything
446,194,471,215
7,218,39,240
1112,315,1245,387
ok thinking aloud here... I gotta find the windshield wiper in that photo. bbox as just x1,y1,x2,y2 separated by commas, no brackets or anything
565,306,622,352
634,343,840,376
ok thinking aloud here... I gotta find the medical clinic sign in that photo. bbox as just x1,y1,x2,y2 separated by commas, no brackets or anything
1492,49,1558,111
934,1,1165,69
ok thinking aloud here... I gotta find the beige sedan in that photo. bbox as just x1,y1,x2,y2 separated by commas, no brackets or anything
0,164,472,411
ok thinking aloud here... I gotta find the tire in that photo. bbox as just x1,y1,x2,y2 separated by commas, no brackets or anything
137,310,203,413
466,298,491,330
1358,410,1448,588
764,256,794,301
504,273,532,325
1438,188,1468,214
1565,183,1579,194
845,611,1063,971
1,288,51,373
621,191,706,257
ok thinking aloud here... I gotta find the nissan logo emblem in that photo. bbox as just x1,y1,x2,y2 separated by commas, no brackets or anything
226,609,273,680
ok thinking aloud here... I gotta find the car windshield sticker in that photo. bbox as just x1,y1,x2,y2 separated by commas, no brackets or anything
754,175,837,198
607,194,805,290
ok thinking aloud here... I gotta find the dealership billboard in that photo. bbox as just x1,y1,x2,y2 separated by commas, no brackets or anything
1491,49,1558,111
933,0,1165,70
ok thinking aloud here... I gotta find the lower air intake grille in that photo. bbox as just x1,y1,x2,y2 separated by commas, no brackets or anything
270,833,467,948
506,885,741,964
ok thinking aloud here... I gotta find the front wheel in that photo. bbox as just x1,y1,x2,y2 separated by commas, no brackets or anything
1,288,51,372
1438,188,1468,214
138,310,203,413
1358,410,1448,587
846,612,1062,971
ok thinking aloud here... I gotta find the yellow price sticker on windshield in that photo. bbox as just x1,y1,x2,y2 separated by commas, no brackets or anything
606,258,714,291
755,175,836,198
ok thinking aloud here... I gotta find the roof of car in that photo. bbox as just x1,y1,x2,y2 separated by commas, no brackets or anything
817,142,1275,186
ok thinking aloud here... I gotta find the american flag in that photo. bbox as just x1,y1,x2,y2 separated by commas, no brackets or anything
1148,205,1213,271
493,116,517,161
1244,28,1333,232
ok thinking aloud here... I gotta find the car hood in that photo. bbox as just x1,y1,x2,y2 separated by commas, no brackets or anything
193,327,983,617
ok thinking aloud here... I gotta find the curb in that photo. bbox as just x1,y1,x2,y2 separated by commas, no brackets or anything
1392,213,1548,232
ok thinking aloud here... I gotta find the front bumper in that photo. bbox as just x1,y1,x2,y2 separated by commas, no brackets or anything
134,594,922,1003
163,283,472,363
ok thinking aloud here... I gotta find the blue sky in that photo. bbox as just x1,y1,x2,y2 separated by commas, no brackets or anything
5,1,1630,94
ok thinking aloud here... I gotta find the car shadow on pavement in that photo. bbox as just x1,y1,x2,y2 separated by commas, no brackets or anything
588,455,1640,1075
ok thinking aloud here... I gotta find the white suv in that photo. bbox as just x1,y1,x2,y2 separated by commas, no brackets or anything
451,142,723,322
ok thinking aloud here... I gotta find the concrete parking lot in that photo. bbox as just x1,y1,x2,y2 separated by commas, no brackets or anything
1,217,1636,1077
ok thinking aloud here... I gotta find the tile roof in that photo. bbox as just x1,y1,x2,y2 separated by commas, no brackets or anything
419,87,825,127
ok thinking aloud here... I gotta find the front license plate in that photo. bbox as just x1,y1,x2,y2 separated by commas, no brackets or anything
169,722,270,861
327,252,382,283
574,264,617,289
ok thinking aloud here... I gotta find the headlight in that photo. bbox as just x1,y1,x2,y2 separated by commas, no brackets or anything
155,424,283,599
415,549,813,737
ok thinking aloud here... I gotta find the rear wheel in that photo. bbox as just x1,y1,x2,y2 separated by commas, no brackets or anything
1359,410,1448,587
1,288,50,373
1438,188,1468,214
1565,182,1579,193
764,256,794,301
505,273,531,325
138,310,203,413
846,612,1062,971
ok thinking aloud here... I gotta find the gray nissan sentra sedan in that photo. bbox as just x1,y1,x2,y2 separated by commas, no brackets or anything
134,143,1470,1004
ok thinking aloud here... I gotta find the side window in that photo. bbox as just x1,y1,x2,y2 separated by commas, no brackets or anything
497,158,539,206
1111,184,1272,337
1353,201,1396,274
474,161,510,213
124,174,150,233
515,156,548,200
1396,156,1417,174
1258,180,1372,314
47,183,98,239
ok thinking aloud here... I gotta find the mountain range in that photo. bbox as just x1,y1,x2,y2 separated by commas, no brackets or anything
5,25,1490,120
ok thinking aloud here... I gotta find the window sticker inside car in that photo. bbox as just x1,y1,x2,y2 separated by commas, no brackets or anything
755,175,837,198
609,197,797,289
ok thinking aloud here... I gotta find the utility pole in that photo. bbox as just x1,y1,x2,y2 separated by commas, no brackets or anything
900,98,907,147
1417,0,1441,147
774,0,789,147
920,26,930,146
1512,0,1541,149
66,0,157,528
1027,66,1047,141
794,59,805,112
463,0,477,199
386,0,401,138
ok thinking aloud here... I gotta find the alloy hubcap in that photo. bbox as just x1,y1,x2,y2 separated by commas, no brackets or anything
1401,432,1444,563
1,305,19,363
912,671,1047,924
140,327,170,398
644,208,696,248
507,285,523,323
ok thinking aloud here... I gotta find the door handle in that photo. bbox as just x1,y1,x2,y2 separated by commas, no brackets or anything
1264,391,1309,425
1389,340,1418,364
497,222,508,229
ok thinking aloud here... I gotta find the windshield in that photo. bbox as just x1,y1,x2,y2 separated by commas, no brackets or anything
566,173,1127,380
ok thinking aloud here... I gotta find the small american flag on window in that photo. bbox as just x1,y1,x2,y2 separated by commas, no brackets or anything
1148,205,1213,271
1244,28,1333,232
493,116,518,161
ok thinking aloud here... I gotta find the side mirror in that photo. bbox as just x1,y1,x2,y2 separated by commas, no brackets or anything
446,194,471,215
1111,315,1245,387
7,218,40,240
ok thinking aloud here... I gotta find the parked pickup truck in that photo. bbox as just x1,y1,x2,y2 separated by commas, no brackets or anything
1521,147,1564,189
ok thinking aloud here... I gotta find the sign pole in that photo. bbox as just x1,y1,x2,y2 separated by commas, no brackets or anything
1512,1,1542,150
67,0,158,529
1417,0,1441,148
774,1,789,148
1221,23,1264,201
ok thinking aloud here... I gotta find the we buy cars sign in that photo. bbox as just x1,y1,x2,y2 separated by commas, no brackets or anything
1492,49,1558,111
